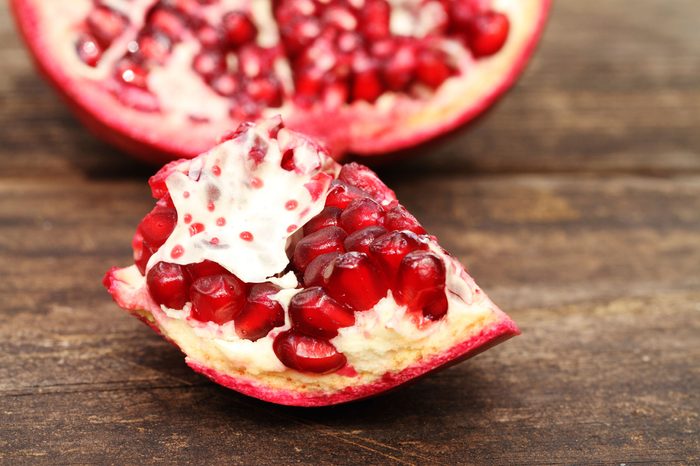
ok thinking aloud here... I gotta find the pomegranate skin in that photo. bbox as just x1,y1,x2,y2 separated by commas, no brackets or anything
10,0,551,163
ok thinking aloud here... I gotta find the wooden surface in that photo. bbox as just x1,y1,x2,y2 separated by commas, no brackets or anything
1,1,699,464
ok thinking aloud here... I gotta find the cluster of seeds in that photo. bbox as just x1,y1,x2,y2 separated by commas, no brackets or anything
137,161,449,374
76,0,510,116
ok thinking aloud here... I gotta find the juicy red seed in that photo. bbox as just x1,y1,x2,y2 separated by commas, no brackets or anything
339,197,385,233
369,230,425,280
424,293,449,321
322,252,388,311
303,252,340,287
289,287,355,339
192,50,226,80
395,250,447,314
133,232,155,275
147,262,190,310
235,283,284,341
210,73,238,97
352,68,383,103
196,24,221,49
186,260,228,279
384,205,426,234
273,331,347,374
222,11,258,47
246,76,283,107
338,163,397,207
383,43,417,91
345,225,387,254
280,149,296,171
361,0,391,40
295,69,324,99
136,32,172,65
149,8,186,40
293,226,347,271
468,11,510,57
325,180,366,209
138,205,177,247
76,34,102,67
115,60,149,89
304,206,342,235
86,5,128,48
190,273,247,324
416,49,453,89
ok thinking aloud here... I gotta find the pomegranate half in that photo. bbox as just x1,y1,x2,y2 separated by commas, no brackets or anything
103,118,518,406
12,0,550,163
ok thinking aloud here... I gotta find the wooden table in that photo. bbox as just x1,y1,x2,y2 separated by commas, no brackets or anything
1,1,698,464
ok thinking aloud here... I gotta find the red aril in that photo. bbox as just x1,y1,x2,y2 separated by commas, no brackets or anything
190,274,247,324
104,119,519,407
338,198,385,233
12,0,550,163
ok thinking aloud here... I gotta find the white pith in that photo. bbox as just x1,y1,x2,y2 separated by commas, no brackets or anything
22,0,547,155
109,120,505,394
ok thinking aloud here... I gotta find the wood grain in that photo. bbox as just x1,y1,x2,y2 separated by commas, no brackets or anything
1,1,698,464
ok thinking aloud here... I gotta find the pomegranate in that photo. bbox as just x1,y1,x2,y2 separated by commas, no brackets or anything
12,0,550,163
104,118,519,406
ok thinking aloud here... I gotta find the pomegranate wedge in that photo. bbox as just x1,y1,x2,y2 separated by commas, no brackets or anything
104,118,518,406
12,0,550,162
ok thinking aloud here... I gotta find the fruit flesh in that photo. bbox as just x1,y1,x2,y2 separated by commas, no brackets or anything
104,119,519,406
12,0,550,161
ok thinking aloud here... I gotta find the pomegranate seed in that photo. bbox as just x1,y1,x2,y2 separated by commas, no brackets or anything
293,226,347,271
344,225,387,255
190,273,247,324
149,8,187,41
273,331,347,374
147,262,190,310
450,0,480,28
238,45,276,79
323,5,357,32
323,252,387,311
283,17,322,55
76,34,102,67
416,49,453,89
352,67,383,103
136,31,172,65
86,5,128,48
369,230,426,281
246,76,283,107
322,80,350,109
294,68,324,103
133,231,154,275
137,204,177,248
210,73,238,97
424,292,448,320
384,205,426,234
280,149,296,171
186,260,228,279
361,0,391,40
115,60,149,89
382,42,418,91
192,50,226,81
338,163,396,207
289,287,355,338
339,197,385,233
303,207,342,235
395,250,447,315
235,283,284,341
222,11,257,48
324,180,366,209
468,11,510,57
303,252,340,287
195,24,221,49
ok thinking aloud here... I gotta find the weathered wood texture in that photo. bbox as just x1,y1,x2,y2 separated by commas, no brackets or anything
0,1,698,465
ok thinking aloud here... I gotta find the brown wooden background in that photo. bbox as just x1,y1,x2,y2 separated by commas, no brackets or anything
1,1,698,464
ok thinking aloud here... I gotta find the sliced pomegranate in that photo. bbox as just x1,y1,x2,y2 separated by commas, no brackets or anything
12,0,551,162
104,119,519,407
